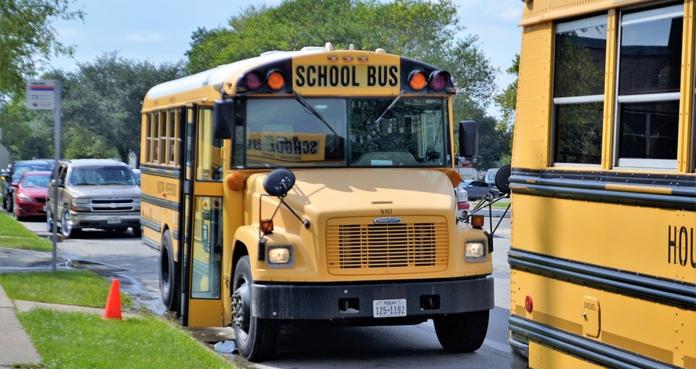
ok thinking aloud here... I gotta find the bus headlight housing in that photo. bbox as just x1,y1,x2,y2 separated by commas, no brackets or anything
465,241,485,261
267,245,293,266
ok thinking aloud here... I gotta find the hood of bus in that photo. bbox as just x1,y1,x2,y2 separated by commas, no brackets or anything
246,168,456,227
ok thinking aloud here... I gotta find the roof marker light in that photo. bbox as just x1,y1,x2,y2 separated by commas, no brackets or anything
408,70,427,91
266,70,285,91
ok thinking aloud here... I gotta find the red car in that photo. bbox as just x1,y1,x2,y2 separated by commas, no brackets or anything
13,171,51,220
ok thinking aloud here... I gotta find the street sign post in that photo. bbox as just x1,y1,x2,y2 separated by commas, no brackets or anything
26,80,60,271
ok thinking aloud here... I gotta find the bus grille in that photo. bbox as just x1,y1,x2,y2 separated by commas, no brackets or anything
326,219,448,275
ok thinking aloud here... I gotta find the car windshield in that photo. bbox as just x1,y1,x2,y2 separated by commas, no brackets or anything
243,97,448,168
12,164,52,182
68,166,135,186
21,175,49,188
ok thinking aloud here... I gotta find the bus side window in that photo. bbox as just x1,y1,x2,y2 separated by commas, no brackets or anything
191,196,222,299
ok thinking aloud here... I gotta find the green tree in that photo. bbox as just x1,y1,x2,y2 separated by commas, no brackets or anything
495,54,519,130
1,55,184,162
0,0,83,99
187,0,496,110
58,54,185,162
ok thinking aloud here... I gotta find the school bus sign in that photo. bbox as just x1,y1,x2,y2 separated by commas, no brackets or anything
292,51,400,96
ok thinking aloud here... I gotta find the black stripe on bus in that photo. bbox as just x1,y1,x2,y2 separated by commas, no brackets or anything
510,170,695,210
139,165,181,179
509,249,696,310
142,235,159,251
509,316,681,369
139,217,161,233
141,193,179,211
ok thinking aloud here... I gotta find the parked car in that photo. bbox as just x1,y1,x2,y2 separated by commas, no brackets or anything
484,168,500,187
2,160,54,213
131,168,141,185
458,180,499,201
12,171,51,220
47,159,141,238
455,184,469,220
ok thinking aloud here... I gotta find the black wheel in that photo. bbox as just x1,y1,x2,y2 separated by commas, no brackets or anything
434,310,489,353
46,208,57,232
132,225,142,238
232,256,278,361
5,193,13,213
60,207,80,238
159,230,180,311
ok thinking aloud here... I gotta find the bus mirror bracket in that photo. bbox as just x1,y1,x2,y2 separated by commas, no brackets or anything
257,169,311,257
459,120,478,159
213,100,234,140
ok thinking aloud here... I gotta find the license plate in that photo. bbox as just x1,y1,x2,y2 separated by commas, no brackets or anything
106,217,121,224
372,299,407,318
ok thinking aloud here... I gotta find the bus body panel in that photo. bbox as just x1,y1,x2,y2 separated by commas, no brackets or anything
512,269,696,367
512,0,696,367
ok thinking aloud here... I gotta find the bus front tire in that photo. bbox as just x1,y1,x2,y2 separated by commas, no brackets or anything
434,310,489,353
232,256,278,362
159,230,180,311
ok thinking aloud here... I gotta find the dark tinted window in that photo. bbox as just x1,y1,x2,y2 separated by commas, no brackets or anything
555,103,604,164
68,166,136,186
554,18,607,97
619,15,683,95
618,101,679,159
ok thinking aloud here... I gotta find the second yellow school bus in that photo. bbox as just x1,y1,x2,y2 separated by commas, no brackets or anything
510,1,695,368
139,44,494,361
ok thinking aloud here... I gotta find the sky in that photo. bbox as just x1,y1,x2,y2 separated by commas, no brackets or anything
51,0,522,117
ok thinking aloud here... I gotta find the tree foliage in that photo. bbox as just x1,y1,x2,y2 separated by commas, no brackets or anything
0,0,83,99
187,0,496,110
0,54,185,162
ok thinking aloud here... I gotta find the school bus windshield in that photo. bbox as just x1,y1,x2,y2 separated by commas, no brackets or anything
243,97,448,168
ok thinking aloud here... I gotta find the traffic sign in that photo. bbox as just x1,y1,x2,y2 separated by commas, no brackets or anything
26,80,56,110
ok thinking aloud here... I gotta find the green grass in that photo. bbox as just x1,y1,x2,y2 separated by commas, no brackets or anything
18,309,233,369
473,199,511,210
0,212,52,251
0,270,131,308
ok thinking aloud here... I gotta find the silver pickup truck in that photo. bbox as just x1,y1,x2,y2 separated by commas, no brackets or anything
46,159,141,238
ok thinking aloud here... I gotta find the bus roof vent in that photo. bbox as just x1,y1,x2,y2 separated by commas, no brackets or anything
325,42,334,50
301,46,326,52
348,43,355,50
375,48,386,53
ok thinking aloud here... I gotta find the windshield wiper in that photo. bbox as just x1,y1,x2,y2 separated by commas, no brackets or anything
373,91,404,125
292,90,338,136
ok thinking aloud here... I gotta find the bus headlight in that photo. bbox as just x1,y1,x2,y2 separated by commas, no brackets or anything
465,241,485,261
267,245,293,266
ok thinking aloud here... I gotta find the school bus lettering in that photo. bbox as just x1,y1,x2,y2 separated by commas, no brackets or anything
294,64,398,88
366,65,398,87
668,225,695,268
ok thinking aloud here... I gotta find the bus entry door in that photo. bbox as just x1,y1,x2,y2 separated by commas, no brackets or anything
181,106,225,327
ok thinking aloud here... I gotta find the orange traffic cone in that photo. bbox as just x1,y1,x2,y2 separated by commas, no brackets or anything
103,278,122,320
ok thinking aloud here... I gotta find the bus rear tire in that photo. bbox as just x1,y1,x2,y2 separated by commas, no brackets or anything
159,230,180,312
232,256,278,362
434,310,489,353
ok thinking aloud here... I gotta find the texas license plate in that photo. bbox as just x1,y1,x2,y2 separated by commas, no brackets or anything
106,216,121,224
372,299,407,318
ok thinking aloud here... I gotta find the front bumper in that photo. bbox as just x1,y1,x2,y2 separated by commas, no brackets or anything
69,211,140,229
252,276,493,320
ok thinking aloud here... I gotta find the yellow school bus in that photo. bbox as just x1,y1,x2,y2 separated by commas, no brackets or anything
509,1,696,368
139,44,494,361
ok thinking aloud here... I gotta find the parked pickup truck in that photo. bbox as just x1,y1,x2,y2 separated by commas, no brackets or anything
47,159,141,238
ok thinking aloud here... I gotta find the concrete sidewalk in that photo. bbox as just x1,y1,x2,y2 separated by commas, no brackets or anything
0,285,41,368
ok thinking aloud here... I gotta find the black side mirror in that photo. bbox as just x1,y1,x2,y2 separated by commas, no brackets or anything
213,100,235,140
459,120,478,158
263,168,296,197
495,164,512,195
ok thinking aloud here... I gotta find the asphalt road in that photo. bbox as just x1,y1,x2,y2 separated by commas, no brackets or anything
19,216,514,369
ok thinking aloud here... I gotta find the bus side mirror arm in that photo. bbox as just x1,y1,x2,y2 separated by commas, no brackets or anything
213,100,235,140
458,120,478,159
